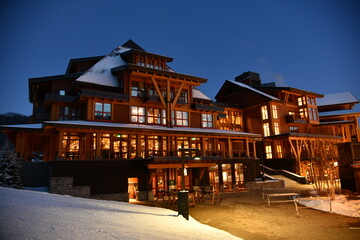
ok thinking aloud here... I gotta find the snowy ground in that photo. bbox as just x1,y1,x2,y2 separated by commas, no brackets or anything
0,187,241,240
298,195,360,218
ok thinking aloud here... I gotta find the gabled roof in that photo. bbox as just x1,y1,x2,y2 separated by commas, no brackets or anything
75,45,130,87
192,87,212,101
216,80,280,101
317,92,359,107
121,39,145,51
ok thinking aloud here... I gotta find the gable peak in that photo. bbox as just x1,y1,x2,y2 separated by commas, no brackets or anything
121,39,145,51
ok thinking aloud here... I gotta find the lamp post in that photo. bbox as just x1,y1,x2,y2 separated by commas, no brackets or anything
177,147,200,220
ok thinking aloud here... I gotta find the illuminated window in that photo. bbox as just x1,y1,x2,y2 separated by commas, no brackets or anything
131,106,146,123
274,122,280,135
231,111,242,125
172,111,189,126
276,144,283,158
298,97,306,106
299,108,308,119
272,105,278,119
59,90,65,96
94,102,111,120
147,108,166,125
265,144,272,159
202,113,213,128
263,123,270,137
261,105,268,120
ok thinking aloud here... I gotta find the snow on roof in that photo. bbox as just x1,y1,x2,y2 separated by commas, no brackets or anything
0,123,43,129
319,109,360,117
229,80,280,101
76,46,131,87
192,87,212,101
317,92,359,106
44,120,261,138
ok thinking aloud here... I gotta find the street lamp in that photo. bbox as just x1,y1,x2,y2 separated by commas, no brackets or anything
177,147,200,220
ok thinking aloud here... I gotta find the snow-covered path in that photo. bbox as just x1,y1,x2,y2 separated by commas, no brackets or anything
0,187,241,240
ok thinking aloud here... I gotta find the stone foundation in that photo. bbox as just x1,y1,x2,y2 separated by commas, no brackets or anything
50,177,90,198
91,193,129,202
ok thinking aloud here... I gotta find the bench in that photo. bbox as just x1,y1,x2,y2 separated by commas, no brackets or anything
262,188,300,215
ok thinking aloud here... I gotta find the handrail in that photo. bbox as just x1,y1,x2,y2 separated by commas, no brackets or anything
262,165,308,184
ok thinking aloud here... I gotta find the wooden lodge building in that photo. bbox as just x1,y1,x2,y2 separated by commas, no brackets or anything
2,40,359,199
215,72,360,183
1,40,262,201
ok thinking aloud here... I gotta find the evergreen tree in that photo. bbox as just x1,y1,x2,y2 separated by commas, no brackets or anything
0,143,22,188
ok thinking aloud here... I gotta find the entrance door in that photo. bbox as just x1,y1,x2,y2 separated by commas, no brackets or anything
128,177,138,200
152,174,165,197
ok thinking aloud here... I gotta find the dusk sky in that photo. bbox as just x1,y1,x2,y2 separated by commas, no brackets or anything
0,0,359,116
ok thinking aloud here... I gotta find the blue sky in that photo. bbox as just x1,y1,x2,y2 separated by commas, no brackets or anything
0,0,359,115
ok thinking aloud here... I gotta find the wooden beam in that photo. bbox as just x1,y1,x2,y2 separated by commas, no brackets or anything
171,82,184,109
150,77,166,109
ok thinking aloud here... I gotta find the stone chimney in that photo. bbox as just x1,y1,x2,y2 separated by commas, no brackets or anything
235,71,261,86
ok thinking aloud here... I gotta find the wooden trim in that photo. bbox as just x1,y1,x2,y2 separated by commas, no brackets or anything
150,77,166,109
171,82,184,109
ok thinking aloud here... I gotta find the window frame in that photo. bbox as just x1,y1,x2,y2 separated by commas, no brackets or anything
94,102,111,121
201,113,213,128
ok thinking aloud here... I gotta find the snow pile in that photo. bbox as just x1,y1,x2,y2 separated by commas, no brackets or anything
0,187,241,240
298,195,360,218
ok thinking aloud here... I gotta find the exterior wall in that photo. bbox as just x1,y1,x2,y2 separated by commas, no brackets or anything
50,160,148,201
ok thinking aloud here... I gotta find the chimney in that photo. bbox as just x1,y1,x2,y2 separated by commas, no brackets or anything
235,71,261,86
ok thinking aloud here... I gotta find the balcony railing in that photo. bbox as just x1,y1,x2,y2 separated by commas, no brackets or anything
286,114,307,123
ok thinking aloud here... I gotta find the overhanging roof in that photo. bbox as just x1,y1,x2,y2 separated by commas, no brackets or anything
42,120,261,138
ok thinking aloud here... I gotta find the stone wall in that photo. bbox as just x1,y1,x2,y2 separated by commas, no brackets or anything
50,177,90,198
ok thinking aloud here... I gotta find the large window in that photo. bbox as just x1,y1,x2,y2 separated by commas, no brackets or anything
272,105,278,119
231,111,242,125
263,123,270,137
274,122,280,135
308,107,318,121
131,106,146,123
202,113,213,128
172,111,189,127
265,144,272,159
276,144,283,158
261,105,268,120
147,108,166,125
95,102,111,120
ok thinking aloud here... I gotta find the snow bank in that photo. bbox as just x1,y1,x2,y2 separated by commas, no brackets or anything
298,195,360,218
0,187,242,240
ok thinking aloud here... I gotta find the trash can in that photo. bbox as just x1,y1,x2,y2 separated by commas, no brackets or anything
178,190,189,220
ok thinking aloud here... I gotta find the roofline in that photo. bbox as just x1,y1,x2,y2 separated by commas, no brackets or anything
42,120,261,138
29,73,83,84
65,56,104,74
217,80,281,102
256,86,324,98
112,64,207,83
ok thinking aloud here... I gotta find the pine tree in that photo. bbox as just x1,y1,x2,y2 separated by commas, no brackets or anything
0,142,22,189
